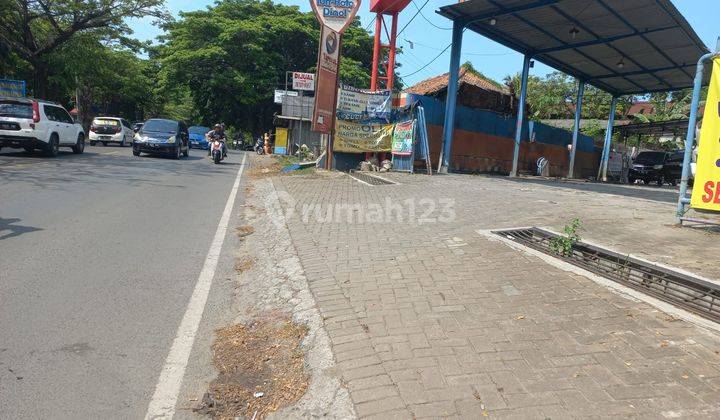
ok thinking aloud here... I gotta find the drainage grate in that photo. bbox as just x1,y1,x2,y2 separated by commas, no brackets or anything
493,227,720,323
348,171,396,186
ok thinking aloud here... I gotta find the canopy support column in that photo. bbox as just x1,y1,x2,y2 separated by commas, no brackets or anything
676,50,719,222
568,80,585,178
438,21,464,173
600,96,618,181
510,55,531,177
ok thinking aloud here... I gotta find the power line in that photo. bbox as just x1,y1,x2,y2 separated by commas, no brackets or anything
404,38,512,56
411,0,451,30
362,0,407,32
397,0,430,37
402,41,452,78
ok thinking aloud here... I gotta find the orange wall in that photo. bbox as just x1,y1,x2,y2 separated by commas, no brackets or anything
427,124,599,177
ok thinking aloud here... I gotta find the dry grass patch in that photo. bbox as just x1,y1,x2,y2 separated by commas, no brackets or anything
234,257,254,273
195,313,310,419
235,225,255,238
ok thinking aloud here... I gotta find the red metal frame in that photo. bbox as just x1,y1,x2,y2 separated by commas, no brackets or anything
370,12,399,91
369,0,410,91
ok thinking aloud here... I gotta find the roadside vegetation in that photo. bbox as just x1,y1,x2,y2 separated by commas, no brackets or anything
0,0,379,136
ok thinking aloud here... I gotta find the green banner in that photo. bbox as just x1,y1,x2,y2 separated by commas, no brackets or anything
391,120,415,156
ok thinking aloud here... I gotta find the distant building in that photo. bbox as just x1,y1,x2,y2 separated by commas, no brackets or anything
404,64,517,115
273,94,321,155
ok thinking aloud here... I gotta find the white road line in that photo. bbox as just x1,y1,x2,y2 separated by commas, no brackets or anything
145,153,247,419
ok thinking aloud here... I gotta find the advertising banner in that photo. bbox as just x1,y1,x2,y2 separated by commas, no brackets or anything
691,57,720,212
336,84,391,121
334,120,393,153
391,120,415,156
0,79,26,97
311,25,341,133
274,89,298,104
310,0,361,34
292,72,315,91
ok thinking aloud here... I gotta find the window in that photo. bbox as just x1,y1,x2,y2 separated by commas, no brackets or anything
0,101,33,119
121,119,131,128
93,118,119,126
57,107,74,124
142,119,178,134
43,105,58,121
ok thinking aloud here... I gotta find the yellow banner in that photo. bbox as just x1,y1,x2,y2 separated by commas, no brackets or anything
334,120,393,153
275,127,288,148
691,58,720,211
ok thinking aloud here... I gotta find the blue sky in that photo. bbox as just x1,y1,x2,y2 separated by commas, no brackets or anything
130,0,719,87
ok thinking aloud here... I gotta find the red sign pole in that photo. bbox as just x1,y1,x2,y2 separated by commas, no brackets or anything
309,0,362,169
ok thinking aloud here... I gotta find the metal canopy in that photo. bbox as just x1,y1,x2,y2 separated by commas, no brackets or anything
437,0,710,96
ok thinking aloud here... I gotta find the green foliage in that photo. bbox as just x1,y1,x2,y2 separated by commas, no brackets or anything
580,120,606,139
462,61,505,90
549,218,582,257
0,0,166,97
504,71,632,120
158,0,375,134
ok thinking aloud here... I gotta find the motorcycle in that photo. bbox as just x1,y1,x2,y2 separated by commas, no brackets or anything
255,137,264,155
211,139,224,164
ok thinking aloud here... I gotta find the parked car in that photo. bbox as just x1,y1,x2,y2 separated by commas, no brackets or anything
188,125,210,149
88,117,134,147
132,118,189,159
629,151,683,186
0,96,85,157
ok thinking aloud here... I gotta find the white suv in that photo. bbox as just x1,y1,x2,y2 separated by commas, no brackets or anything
89,117,134,147
0,97,85,157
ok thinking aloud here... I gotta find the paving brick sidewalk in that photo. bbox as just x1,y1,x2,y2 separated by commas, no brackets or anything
272,169,720,419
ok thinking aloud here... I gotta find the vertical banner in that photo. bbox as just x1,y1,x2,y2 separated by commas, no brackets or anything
312,25,341,133
391,120,416,156
309,0,361,134
691,57,720,212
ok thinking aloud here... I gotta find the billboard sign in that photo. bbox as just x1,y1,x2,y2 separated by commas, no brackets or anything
310,0,361,34
311,25,341,133
292,72,315,91
334,120,393,153
337,84,391,121
274,89,298,104
691,57,720,212
0,79,26,97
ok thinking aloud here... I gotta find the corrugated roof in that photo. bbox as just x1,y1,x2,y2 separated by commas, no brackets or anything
405,65,510,96
437,0,710,95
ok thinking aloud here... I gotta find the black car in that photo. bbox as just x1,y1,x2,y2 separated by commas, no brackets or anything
629,151,682,186
132,119,189,159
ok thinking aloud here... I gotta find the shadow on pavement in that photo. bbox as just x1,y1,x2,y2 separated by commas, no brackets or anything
500,176,680,204
0,149,248,190
0,217,43,240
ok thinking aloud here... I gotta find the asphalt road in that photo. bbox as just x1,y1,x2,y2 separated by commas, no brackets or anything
0,145,247,418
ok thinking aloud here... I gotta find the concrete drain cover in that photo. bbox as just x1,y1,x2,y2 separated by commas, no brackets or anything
348,172,396,186
492,227,720,323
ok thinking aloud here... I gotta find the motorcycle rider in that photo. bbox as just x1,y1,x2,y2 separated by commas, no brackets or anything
205,124,227,158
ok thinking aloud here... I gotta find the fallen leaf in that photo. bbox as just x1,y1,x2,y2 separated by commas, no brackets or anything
516,315,525,320
660,341,669,348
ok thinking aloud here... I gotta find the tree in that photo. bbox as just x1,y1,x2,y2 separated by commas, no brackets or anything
504,71,631,121
0,0,166,98
158,0,374,134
